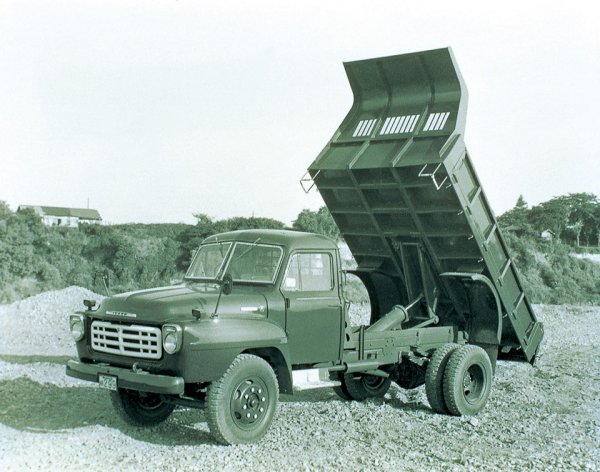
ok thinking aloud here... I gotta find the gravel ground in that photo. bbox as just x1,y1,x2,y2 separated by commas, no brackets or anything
0,287,599,471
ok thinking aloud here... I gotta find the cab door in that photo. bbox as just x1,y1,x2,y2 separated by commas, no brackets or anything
280,251,343,365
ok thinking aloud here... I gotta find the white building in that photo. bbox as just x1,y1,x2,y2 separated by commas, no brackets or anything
18,205,102,227
540,229,555,241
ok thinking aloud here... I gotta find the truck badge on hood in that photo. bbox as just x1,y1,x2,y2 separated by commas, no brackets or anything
106,310,137,318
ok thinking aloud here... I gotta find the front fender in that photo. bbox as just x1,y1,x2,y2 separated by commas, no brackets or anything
180,318,291,384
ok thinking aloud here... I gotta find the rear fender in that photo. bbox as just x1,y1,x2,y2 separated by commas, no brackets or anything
441,272,501,369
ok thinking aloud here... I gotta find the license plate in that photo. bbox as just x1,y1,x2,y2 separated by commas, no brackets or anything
98,374,117,391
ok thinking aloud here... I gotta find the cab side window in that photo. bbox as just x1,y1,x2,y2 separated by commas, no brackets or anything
283,253,333,292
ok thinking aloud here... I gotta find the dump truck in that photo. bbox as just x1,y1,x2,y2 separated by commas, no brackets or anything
66,48,543,445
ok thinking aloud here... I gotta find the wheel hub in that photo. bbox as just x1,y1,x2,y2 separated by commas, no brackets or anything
134,391,163,410
231,378,269,426
462,364,484,403
463,372,474,392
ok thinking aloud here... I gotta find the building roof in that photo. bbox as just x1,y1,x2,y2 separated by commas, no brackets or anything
19,205,102,220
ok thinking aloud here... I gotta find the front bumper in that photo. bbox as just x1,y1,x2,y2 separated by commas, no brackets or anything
66,360,185,395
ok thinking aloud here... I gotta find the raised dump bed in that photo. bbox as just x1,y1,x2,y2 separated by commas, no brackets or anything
307,48,543,363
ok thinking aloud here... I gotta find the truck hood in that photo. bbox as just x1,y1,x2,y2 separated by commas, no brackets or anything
94,284,269,323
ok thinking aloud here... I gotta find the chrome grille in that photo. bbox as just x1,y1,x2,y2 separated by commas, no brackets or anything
91,320,162,359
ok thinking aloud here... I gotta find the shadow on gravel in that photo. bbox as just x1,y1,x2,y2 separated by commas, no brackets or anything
1,376,433,447
0,355,73,364
280,389,337,403
281,386,432,414
0,377,217,446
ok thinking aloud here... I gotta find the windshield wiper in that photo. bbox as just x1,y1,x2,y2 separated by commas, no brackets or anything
215,237,227,257
230,238,261,264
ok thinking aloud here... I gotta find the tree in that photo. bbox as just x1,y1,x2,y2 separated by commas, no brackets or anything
527,193,599,246
529,198,571,241
0,201,12,220
293,207,340,240
561,193,599,246
498,195,532,234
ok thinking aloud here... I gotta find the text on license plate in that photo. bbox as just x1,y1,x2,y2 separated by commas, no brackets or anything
98,374,117,391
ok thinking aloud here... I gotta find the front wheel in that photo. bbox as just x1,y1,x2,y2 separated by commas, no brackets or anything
207,354,278,445
443,345,493,416
110,388,175,426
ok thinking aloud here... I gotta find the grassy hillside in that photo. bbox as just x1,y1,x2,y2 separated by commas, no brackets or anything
503,232,600,304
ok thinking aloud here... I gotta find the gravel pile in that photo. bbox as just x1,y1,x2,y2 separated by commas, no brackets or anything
0,287,599,471
0,286,104,357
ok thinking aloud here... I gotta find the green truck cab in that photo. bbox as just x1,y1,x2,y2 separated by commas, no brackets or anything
67,230,350,444
66,48,543,445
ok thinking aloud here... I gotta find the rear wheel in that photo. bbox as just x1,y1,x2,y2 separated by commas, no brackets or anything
110,388,175,426
333,385,352,400
425,343,459,414
331,372,353,400
341,373,392,401
206,354,278,445
443,345,493,416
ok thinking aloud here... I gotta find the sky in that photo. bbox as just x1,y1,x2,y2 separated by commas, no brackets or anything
1,0,598,225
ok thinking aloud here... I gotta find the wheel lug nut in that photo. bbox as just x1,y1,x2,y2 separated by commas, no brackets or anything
262,397,266,402
260,407,264,412
246,413,251,418
251,388,255,393
243,405,247,409
254,414,258,419
245,394,249,399
258,389,262,394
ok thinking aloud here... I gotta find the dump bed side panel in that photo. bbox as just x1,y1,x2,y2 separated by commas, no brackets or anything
307,48,543,362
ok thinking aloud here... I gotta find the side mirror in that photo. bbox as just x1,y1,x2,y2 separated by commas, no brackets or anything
83,299,96,311
222,273,233,295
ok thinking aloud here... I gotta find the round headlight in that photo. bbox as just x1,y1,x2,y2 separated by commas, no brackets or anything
163,332,178,354
162,324,182,354
70,315,85,341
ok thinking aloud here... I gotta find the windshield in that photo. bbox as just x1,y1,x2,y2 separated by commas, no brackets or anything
223,243,283,283
185,242,232,279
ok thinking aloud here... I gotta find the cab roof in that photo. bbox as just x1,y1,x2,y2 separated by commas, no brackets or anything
202,229,337,251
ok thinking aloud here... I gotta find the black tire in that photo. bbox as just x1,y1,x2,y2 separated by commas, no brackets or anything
110,388,175,426
443,345,493,416
394,359,427,390
333,385,353,400
341,374,392,401
330,371,353,400
425,343,459,414
207,354,278,445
